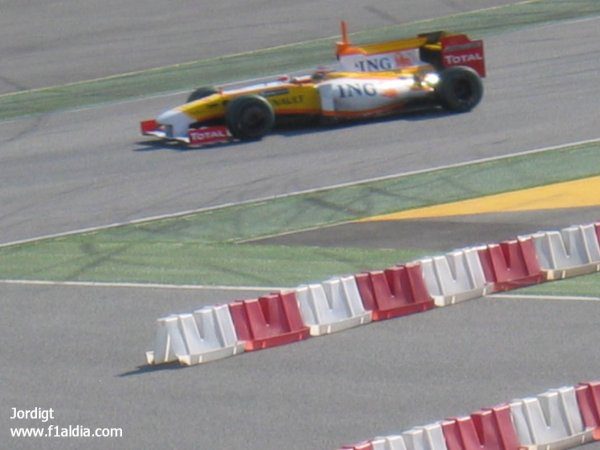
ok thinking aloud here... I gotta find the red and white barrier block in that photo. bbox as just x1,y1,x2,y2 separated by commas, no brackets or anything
510,386,596,449
477,237,544,292
575,382,600,440
420,248,492,306
229,292,310,351
355,263,435,321
146,305,244,366
441,404,520,450
528,224,600,280
339,422,448,450
373,423,448,450
296,276,372,336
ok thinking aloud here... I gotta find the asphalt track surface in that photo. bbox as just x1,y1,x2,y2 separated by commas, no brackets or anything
261,207,600,251
1,284,599,450
1,3,600,450
0,0,519,94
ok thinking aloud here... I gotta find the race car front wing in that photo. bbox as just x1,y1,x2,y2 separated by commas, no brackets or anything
140,120,232,146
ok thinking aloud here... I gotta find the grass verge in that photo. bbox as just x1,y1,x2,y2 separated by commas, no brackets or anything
0,242,427,287
515,273,600,298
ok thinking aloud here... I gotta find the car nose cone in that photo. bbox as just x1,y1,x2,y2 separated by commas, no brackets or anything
157,109,193,138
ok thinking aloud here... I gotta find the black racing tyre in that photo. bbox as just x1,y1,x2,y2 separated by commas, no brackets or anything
436,66,483,112
225,95,275,140
187,86,218,103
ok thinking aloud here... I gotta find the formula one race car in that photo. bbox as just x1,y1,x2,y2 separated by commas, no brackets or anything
141,22,485,146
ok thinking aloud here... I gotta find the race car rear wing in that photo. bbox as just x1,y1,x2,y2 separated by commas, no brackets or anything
336,21,485,77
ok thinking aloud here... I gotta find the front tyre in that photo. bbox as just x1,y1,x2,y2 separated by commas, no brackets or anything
436,66,483,112
225,95,275,140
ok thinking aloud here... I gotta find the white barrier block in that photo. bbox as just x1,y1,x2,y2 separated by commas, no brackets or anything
178,305,245,365
420,248,491,306
403,424,448,450
371,435,407,450
510,386,595,449
146,305,244,366
371,423,447,450
296,276,372,336
146,315,187,365
531,224,600,280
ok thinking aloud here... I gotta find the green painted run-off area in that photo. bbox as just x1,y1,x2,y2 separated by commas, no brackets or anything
1,143,598,292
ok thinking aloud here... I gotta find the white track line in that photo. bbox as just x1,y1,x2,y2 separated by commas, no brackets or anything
489,293,600,302
1,137,599,248
0,279,283,292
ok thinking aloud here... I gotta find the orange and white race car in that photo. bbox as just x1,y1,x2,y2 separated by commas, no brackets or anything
141,22,485,146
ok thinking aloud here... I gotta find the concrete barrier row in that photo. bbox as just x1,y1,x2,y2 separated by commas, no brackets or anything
144,252,481,366
340,382,600,450
145,222,599,366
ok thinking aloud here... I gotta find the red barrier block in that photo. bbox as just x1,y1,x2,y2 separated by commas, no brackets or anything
576,382,600,432
478,238,543,292
355,263,434,321
595,223,600,245
229,292,310,351
442,405,520,450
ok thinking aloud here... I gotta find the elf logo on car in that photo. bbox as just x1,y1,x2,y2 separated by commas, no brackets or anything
337,83,377,98
443,53,483,65
271,95,304,106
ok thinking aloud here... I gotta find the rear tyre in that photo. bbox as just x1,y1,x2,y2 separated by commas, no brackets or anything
187,86,218,103
225,95,275,140
436,66,483,112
